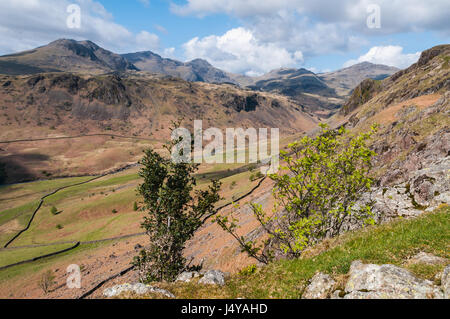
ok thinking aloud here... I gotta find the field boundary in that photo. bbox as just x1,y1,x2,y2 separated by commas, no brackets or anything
0,242,80,271
3,175,106,248
0,133,156,144
78,265,135,299
0,232,147,251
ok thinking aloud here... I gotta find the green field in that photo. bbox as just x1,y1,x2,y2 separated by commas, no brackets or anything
0,155,263,247
0,243,75,268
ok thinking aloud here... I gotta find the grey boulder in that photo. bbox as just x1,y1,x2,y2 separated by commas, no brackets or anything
198,270,225,286
344,260,443,299
103,283,175,298
302,272,336,299
176,271,200,283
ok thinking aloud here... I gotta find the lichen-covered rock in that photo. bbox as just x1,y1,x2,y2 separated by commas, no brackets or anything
103,283,175,298
344,260,443,299
198,270,225,286
302,272,336,299
176,271,200,283
408,252,448,266
442,265,450,299
103,283,134,297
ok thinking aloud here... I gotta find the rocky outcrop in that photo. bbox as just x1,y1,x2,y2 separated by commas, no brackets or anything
348,93,450,222
103,269,227,299
302,272,336,299
304,259,448,299
341,78,382,115
198,270,226,286
176,271,200,283
344,261,443,299
103,283,175,298
175,270,227,285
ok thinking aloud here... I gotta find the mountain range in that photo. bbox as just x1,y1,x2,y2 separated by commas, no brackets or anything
0,39,398,101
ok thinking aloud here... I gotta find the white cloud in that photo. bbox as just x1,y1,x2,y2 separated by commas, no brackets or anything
173,0,450,65
135,31,160,51
163,47,176,59
182,27,304,76
343,46,421,69
0,0,161,55
172,0,450,34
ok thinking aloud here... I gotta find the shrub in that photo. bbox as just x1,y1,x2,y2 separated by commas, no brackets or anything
133,120,222,283
249,171,264,182
112,209,118,214
133,202,139,211
50,206,58,215
38,270,55,294
56,224,63,230
239,264,257,276
216,124,377,264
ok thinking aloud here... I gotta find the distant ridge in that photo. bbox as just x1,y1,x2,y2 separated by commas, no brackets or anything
0,39,137,75
122,51,238,84
0,39,400,117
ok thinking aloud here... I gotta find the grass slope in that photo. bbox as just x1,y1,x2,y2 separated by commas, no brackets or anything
142,206,449,299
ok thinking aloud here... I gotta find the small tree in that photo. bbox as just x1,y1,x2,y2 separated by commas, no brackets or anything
38,270,55,294
133,201,139,211
133,121,221,283
50,206,58,215
216,124,377,264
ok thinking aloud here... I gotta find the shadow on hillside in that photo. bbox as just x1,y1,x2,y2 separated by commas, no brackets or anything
0,153,50,185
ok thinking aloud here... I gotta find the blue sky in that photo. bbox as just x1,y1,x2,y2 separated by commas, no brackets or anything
0,0,449,75
102,0,239,50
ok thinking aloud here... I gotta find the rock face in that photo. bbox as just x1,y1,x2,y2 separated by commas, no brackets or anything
198,270,226,286
302,272,336,299
344,261,444,299
340,78,382,115
103,283,175,298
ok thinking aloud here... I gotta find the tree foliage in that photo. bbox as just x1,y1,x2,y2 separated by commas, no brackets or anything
133,121,221,282
216,124,377,264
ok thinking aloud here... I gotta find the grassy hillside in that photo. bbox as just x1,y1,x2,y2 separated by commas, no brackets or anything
135,205,449,299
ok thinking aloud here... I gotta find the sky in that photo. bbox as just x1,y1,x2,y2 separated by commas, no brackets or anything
0,0,449,75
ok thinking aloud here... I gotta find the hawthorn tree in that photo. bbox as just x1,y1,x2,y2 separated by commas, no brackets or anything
133,121,221,282
216,124,377,264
